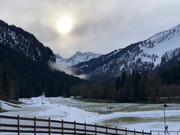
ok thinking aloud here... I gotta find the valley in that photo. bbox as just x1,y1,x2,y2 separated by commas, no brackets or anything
1,1,180,135
1,96,180,133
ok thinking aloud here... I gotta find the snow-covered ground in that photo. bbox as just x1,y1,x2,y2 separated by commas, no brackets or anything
1,96,180,133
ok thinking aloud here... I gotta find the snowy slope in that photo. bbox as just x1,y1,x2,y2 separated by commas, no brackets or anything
56,52,101,67
75,24,180,77
139,24,180,67
1,97,180,132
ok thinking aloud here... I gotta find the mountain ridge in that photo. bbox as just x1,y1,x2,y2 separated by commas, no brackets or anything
74,23,180,78
0,20,55,63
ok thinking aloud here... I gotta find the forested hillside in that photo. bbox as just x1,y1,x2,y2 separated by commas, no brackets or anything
0,20,83,100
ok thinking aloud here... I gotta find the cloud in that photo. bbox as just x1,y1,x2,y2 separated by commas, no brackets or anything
48,61,89,80
1,0,180,58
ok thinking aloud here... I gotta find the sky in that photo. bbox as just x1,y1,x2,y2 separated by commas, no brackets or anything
0,0,180,58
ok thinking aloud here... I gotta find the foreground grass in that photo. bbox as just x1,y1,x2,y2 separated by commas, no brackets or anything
74,98,111,103
71,98,179,114
100,117,163,128
73,103,167,114
101,115,180,128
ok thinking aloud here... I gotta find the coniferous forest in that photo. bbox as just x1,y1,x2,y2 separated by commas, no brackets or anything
70,62,180,102
0,44,83,100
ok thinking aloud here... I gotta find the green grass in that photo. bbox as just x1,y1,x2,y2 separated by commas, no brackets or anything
167,116,180,121
119,106,138,112
106,117,142,123
84,109,113,114
70,98,179,115
102,115,180,126
74,98,111,103
72,102,162,114
102,116,164,125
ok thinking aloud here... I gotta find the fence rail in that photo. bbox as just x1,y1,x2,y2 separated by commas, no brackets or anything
151,130,180,135
0,115,151,135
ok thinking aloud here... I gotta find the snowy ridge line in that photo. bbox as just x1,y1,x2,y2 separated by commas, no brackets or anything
75,23,180,77
0,115,151,135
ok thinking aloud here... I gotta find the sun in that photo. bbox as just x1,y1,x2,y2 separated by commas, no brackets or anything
57,17,72,33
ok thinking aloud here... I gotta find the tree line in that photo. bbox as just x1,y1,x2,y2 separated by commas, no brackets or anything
71,63,180,103
0,44,83,100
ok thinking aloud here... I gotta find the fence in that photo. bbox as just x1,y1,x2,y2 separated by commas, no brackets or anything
0,115,151,135
151,130,180,135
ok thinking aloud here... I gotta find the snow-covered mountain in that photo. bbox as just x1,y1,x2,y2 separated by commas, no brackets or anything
75,24,180,78
0,20,55,63
56,51,102,67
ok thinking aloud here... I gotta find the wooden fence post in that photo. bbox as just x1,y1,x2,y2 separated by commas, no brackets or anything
134,129,136,135
142,130,144,135
116,127,118,135
74,121,76,135
48,118,51,135
95,124,97,135
34,117,36,135
150,130,152,135
125,128,127,135
84,122,86,135
17,115,20,135
62,120,64,135
106,125,108,135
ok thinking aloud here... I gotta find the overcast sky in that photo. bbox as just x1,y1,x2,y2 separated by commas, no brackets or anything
0,0,180,58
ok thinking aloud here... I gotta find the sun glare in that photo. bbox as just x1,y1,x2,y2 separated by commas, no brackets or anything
57,17,72,33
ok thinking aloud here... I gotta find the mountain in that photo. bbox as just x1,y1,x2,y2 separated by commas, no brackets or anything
56,51,101,67
0,20,55,63
75,24,180,78
0,20,82,100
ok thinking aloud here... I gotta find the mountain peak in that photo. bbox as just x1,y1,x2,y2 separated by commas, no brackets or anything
56,51,102,67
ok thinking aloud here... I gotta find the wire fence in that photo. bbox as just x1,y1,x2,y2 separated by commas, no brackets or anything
0,115,151,135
